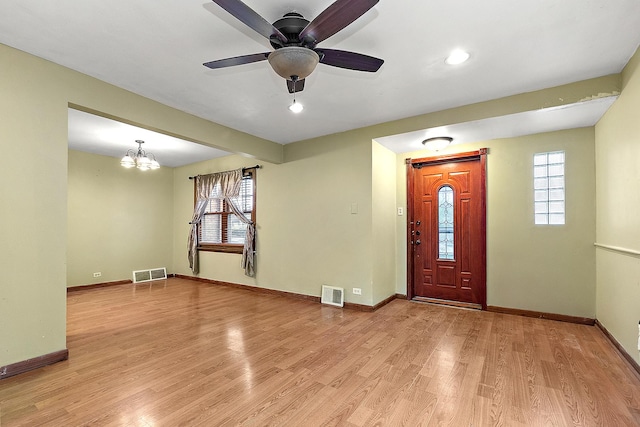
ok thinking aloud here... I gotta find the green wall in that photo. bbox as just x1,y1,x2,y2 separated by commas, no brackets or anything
67,150,174,287
1,45,68,366
595,46,640,364
371,142,398,303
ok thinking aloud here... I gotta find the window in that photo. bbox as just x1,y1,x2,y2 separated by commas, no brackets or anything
534,151,565,225
438,185,455,259
198,169,255,253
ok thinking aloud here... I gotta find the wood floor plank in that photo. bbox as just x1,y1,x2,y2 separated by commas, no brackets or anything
1,278,639,426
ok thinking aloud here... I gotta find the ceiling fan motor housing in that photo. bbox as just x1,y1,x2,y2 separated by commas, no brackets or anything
270,12,310,48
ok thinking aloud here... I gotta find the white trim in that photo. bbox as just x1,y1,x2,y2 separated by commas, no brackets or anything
133,267,167,283
594,243,640,257
321,285,344,307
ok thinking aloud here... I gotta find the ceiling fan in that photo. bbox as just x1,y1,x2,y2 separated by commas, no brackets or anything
203,0,384,94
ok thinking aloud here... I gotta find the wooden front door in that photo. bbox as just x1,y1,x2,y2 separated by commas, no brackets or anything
407,149,487,309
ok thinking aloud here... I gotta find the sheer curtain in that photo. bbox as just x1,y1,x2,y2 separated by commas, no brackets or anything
187,169,256,276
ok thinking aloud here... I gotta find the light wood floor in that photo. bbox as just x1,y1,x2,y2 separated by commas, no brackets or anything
1,278,639,426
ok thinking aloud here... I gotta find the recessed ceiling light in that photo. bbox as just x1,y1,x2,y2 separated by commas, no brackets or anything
445,50,470,65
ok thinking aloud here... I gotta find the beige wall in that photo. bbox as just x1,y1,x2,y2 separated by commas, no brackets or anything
595,46,640,364
67,150,174,287
395,128,597,318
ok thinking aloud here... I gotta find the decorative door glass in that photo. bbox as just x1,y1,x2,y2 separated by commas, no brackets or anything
438,185,454,259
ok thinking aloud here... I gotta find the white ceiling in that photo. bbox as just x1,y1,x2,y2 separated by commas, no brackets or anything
2,0,640,162
374,96,618,153
68,108,229,167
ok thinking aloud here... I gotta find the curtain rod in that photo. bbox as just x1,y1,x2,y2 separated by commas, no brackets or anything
188,165,261,180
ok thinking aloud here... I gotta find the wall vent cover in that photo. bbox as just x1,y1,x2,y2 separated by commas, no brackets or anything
321,285,344,307
133,267,167,283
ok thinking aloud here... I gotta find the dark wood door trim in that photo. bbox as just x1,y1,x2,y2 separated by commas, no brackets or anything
406,148,487,308
405,158,416,300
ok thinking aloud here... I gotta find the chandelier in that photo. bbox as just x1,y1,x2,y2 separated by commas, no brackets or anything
120,140,160,171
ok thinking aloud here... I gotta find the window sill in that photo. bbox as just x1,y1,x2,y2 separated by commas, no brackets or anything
198,244,244,254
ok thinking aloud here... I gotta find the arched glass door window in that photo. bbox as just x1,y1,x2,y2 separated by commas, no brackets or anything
438,185,454,260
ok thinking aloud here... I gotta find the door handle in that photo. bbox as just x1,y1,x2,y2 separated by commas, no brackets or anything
415,239,421,245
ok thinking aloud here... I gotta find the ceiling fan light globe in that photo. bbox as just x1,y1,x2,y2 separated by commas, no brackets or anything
268,47,319,80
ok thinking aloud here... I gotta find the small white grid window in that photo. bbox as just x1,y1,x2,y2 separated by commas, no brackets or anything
534,151,565,225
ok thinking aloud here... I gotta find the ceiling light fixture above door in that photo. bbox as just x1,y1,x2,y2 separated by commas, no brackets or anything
120,140,160,171
422,137,453,151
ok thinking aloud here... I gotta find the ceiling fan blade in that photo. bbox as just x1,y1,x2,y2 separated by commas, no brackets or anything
203,52,269,69
287,78,305,93
316,49,383,72
212,0,287,44
299,0,378,46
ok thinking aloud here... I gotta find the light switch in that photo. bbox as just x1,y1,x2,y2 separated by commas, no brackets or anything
351,202,358,214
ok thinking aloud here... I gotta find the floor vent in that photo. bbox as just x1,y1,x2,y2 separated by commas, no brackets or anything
321,285,344,307
133,267,167,283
